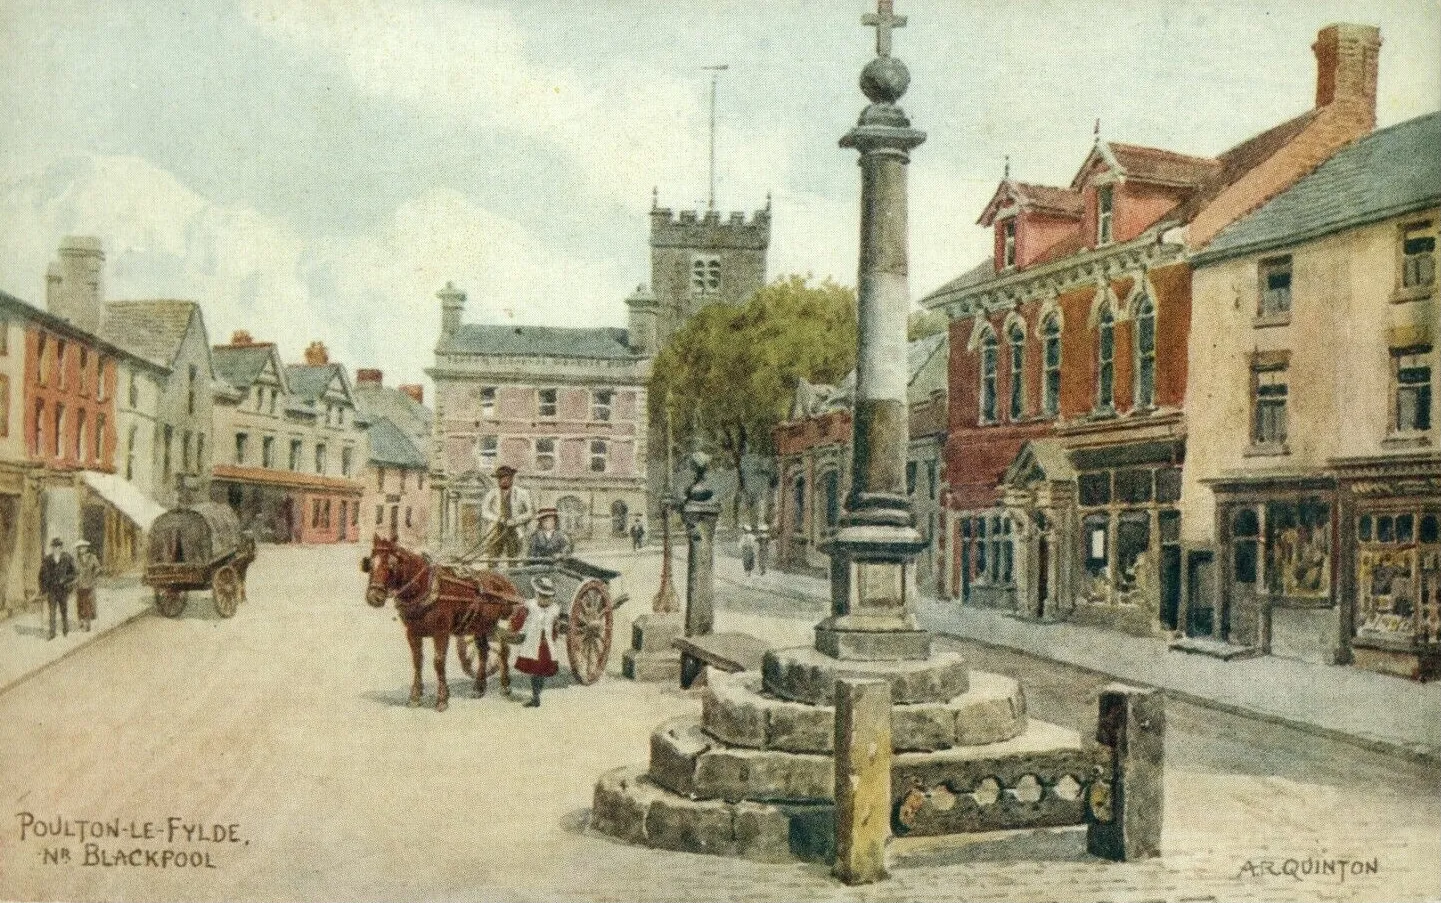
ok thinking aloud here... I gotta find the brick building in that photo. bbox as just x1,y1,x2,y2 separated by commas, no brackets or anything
921,24,1384,636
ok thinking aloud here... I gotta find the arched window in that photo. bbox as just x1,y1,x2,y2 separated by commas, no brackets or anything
1041,314,1062,417
1135,295,1156,408
1008,322,1025,421
1096,304,1115,410
792,476,806,533
979,328,998,424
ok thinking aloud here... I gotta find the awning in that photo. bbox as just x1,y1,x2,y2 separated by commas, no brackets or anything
82,470,168,530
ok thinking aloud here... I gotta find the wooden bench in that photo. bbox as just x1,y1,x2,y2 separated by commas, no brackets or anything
671,632,772,689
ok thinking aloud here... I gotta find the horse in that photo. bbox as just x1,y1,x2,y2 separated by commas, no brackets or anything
362,535,522,711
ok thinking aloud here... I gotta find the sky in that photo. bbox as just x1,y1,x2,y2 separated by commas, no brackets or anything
1,0,1438,389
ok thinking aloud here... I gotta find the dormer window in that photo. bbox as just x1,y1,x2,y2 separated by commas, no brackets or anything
1097,185,1114,246
1002,219,1017,269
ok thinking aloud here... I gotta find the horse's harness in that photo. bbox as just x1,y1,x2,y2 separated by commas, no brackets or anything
386,549,439,620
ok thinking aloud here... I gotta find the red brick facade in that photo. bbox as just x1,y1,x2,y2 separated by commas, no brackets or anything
23,325,117,473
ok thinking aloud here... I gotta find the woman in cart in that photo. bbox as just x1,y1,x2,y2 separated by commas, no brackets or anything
508,576,562,707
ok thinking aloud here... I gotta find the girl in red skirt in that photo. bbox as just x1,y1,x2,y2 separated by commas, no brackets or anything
509,576,561,707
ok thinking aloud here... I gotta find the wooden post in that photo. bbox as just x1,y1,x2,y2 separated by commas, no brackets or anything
833,678,891,884
1087,683,1165,861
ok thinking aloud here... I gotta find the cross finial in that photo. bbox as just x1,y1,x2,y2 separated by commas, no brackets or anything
862,0,907,58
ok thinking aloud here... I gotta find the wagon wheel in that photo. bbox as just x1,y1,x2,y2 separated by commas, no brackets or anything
155,588,186,618
212,566,241,618
566,579,613,685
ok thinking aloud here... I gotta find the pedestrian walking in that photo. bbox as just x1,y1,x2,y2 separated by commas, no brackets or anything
508,576,562,708
629,515,646,550
74,540,101,632
39,537,76,640
739,525,757,578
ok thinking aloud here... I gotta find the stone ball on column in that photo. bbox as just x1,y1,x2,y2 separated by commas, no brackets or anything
860,56,910,104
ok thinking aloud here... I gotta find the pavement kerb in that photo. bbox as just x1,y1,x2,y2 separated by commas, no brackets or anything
0,602,154,698
710,566,1441,768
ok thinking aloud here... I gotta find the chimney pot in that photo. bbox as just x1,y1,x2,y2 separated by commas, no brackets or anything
356,368,383,385
399,384,424,405
231,330,253,346
303,341,329,366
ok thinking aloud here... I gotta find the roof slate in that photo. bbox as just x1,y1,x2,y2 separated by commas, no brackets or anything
367,416,428,469
99,300,197,368
285,364,341,401
440,324,639,360
213,344,276,390
1108,143,1223,187
1198,112,1441,261
354,385,432,438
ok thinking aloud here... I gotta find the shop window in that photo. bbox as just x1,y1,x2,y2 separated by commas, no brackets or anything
1116,513,1150,590
1115,468,1153,504
976,517,989,576
1392,347,1433,434
1008,322,1025,420
1232,508,1260,584
1135,295,1156,408
1083,514,1109,579
1041,314,1062,417
1155,467,1183,504
1264,499,1330,598
1079,472,1111,506
1397,513,1415,544
1258,256,1292,319
1421,514,1439,544
979,328,998,424
1096,304,1115,411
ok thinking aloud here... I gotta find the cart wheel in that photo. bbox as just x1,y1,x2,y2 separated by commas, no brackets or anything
212,566,241,618
566,579,613,685
155,588,186,618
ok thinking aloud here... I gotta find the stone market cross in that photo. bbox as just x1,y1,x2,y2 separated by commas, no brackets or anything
862,0,907,59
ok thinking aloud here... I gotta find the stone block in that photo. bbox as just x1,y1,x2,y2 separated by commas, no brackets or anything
833,678,892,885
952,672,1027,746
647,718,711,798
762,646,968,706
693,746,833,804
631,613,684,653
731,801,794,863
701,671,768,748
622,648,682,682
764,697,834,754
1087,684,1165,862
589,766,656,845
892,703,955,752
814,623,932,661
645,793,737,856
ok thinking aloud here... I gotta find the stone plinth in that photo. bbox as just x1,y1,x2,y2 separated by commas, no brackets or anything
763,646,969,706
833,679,892,885
622,613,683,682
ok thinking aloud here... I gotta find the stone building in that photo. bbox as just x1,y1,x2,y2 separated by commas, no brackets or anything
353,369,431,547
100,300,217,509
921,24,1384,636
210,334,365,544
428,284,649,549
771,333,947,582
1183,112,1439,676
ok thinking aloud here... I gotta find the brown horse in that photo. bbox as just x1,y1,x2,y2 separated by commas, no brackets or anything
362,536,522,711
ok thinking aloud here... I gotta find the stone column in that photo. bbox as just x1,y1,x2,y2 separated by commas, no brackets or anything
833,678,892,884
818,3,929,663
681,453,721,638
1087,683,1165,861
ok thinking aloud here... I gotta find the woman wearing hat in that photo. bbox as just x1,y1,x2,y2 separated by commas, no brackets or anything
74,541,101,631
527,507,572,560
508,576,562,707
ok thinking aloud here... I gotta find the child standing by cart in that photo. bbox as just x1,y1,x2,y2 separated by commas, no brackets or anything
509,576,562,707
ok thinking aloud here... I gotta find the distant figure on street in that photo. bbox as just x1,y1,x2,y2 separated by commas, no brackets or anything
739,525,758,577
527,507,572,560
509,576,562,708
755,524,770,576
74,541,101,632
629,514,646,550
481,465,534,561
39,537,76,640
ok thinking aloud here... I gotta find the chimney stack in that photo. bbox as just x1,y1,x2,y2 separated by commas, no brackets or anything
45,236,105,333
356,368,383,386
438,282,465,336
230,330,254,346
303,341,329,366
1314,23,1381,127
399,384,424,405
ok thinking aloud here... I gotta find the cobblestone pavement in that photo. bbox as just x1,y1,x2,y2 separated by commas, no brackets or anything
0,544,1435,903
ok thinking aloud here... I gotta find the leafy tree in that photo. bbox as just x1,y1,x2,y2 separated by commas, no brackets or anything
650,274,857,520
908,308,948,341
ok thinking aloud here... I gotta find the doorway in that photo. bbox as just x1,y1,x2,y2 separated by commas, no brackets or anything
1186,551,1216,637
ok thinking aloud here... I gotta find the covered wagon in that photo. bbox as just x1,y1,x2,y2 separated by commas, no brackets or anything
143,503,257,618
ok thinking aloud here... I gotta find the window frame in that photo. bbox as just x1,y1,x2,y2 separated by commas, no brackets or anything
978,327,999,425
1398,219,1437,297
537,388,558,418
1095,303,1116,413
1097,184,1114,246
591,388,613,422
535,437,557,472
1007,322,1026,421
1040,314,1062,417
235,432,249,466
1391,345,1435,437
1135,294,1157,409
1250,358,1290,453
589,438,609,473
691,255,722,296
1257,255,1294,323
1001,218,1017,269
479,386,496,418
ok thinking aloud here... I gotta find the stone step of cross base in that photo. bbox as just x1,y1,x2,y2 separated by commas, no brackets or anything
703,669,1027,755
621,648,682,682
646,714,1097,824
762,646,969,706
590,765,832,862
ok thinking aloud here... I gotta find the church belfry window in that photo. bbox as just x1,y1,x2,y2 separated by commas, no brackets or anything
691,256,721,296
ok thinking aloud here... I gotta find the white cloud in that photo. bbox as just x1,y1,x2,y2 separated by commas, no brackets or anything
0,154,629,387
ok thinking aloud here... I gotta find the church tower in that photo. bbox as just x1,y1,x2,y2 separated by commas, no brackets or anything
648,192,771,346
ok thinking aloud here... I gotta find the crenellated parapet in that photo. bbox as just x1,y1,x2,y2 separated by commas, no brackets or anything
650,206,772,250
